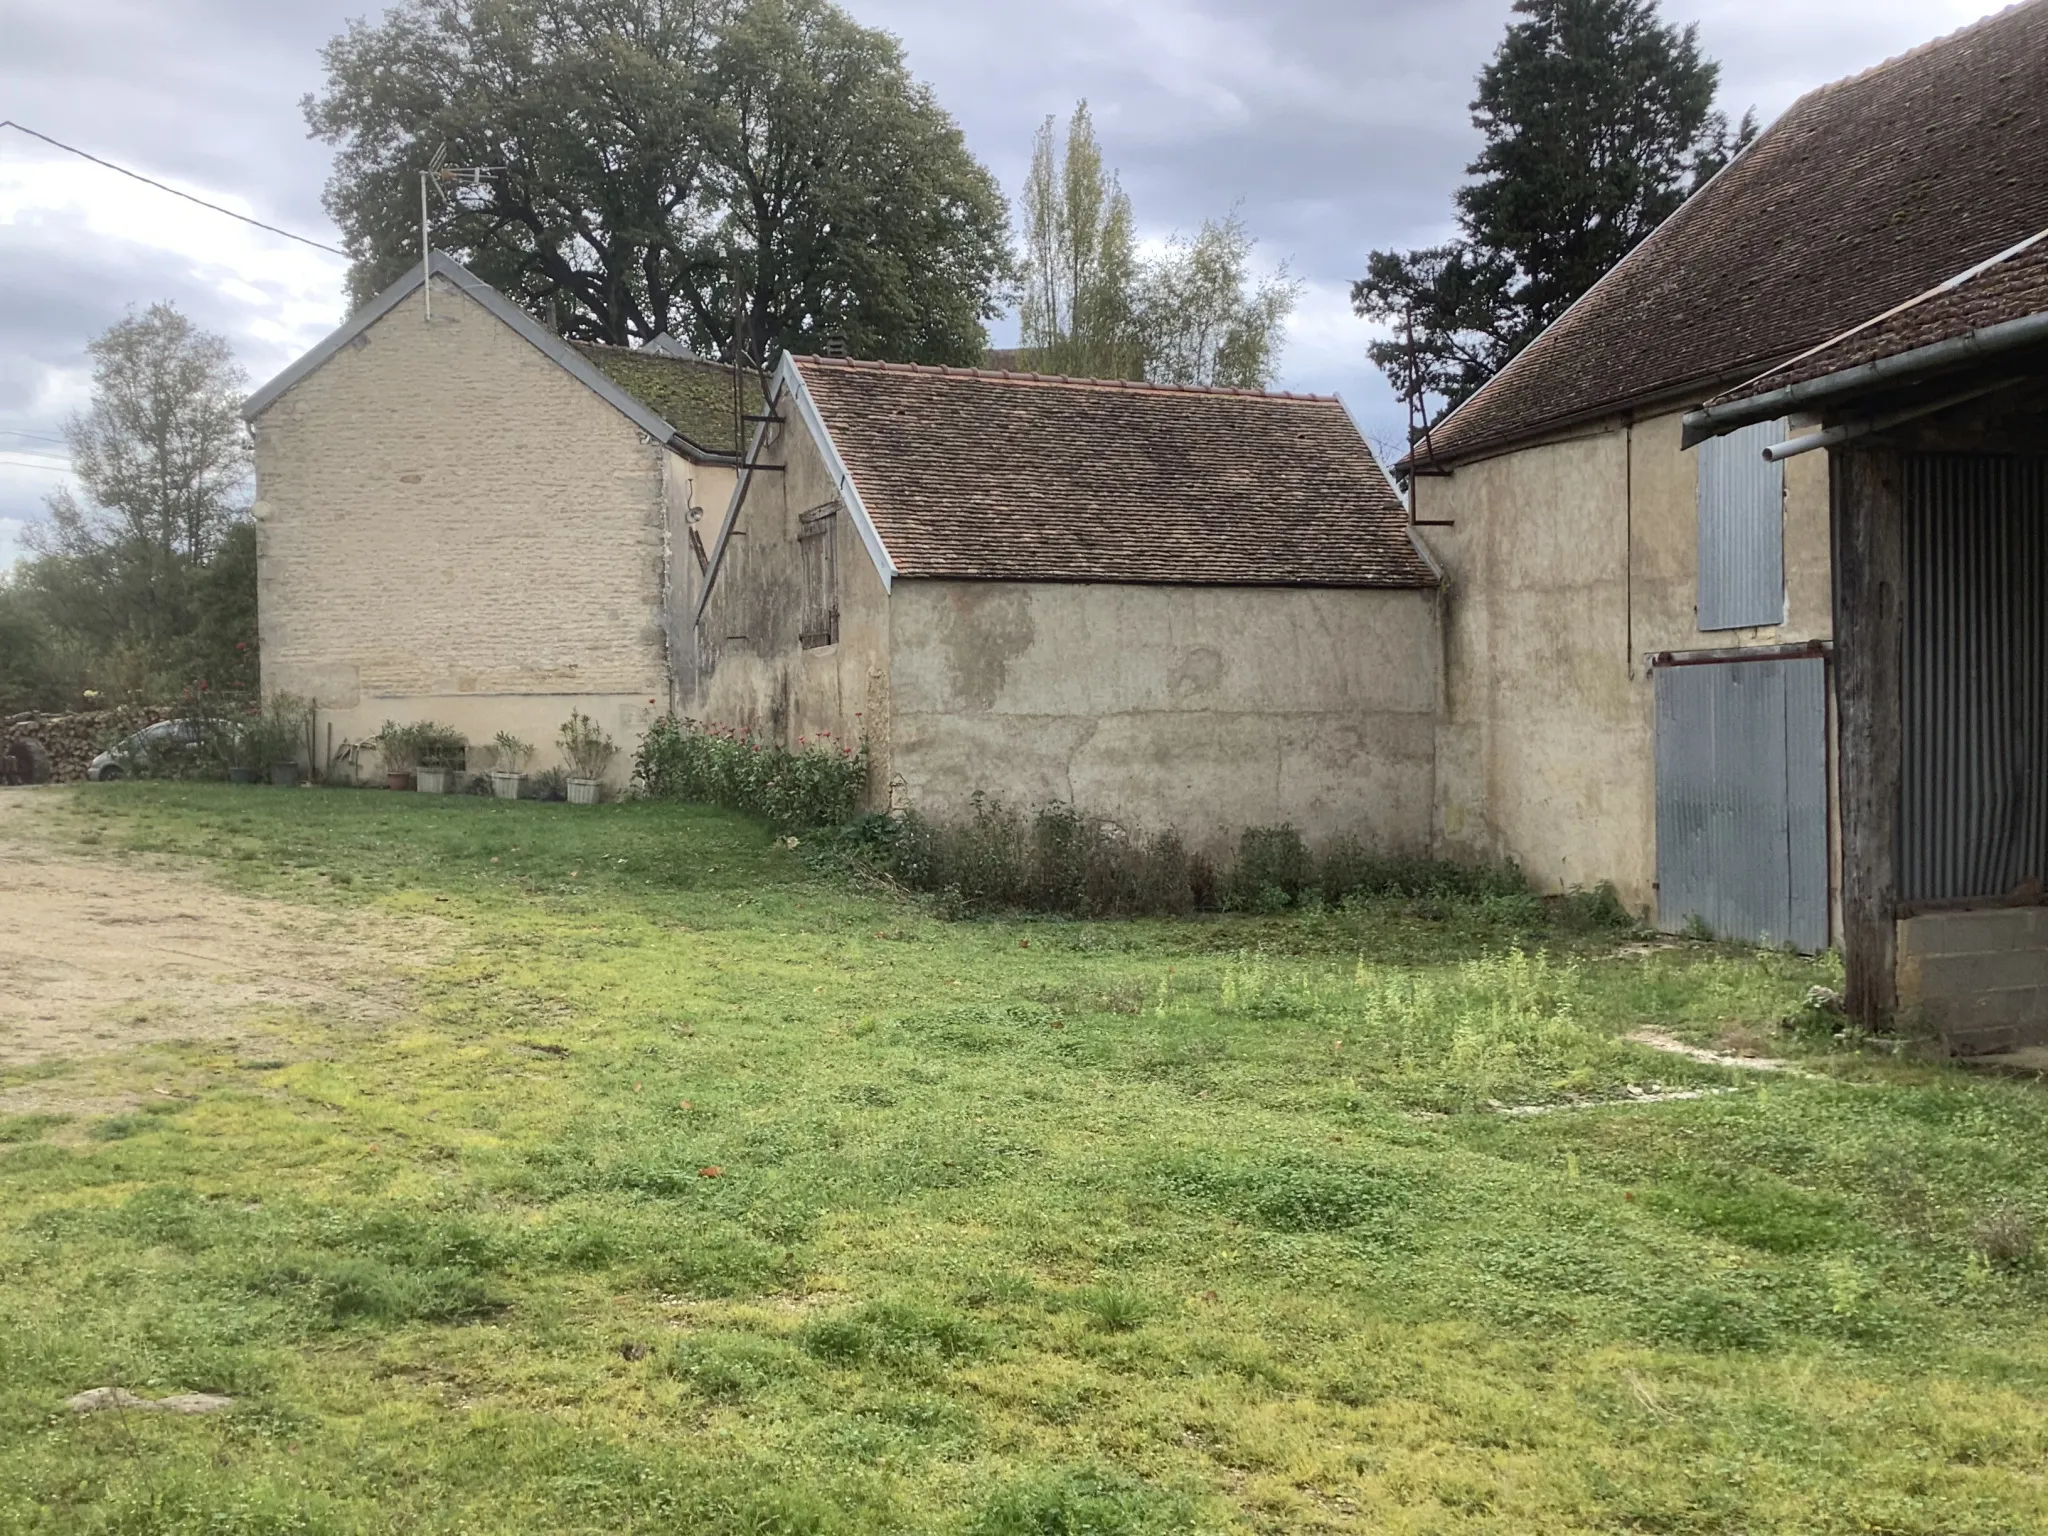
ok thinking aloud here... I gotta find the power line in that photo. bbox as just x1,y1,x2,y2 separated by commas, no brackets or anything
0,429,66,445
0,455,73,474
0,120,348,258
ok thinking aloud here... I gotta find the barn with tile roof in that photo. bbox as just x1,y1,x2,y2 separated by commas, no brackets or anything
1405,0,2048,1049
690,356,1443,855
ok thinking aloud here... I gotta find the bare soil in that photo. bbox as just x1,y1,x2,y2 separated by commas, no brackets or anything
0,789,427,1096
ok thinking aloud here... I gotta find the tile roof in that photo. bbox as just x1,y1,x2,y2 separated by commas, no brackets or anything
1417,0,2048,467
791,358,1432,588
570,343,762,459
1712,233,2048,404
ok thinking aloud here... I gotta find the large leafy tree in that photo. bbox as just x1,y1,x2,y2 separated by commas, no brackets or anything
1014,105,1297,389
1354,0,1754,423
5,305,258,709
306,0,1011,365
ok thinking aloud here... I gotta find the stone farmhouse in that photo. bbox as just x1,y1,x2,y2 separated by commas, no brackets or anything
1406,0,2048,1046
243,252,753,777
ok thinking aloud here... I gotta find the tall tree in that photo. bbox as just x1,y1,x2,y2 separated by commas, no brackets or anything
1014,107,1298,389
306,0,1012,365
1137,215,1299,390
1354,0,1754,423
1017,103,1141,380
26,304,250,657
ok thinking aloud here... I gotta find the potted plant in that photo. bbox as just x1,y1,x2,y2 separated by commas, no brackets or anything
558,711,616,805
491,731,533,800
374,720,421,791
414,725,469,794
245,693,311,787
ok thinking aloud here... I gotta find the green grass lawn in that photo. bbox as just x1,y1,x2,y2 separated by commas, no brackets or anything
5,785,2048,1533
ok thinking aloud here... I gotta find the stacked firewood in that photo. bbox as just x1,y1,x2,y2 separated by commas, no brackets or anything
1,707,160,783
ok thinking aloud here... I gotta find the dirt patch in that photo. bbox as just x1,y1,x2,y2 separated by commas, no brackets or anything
0,789,433,1089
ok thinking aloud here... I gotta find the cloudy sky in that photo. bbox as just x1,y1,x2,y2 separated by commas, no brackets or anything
0,0,2003,572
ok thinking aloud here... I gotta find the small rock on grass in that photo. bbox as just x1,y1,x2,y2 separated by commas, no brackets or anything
66,1387,232,1414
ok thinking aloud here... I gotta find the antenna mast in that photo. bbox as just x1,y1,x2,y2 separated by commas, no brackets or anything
419,145,501,323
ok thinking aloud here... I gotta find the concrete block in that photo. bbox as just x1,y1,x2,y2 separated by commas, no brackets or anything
1909,949,2048,1001
1898,907,2047,959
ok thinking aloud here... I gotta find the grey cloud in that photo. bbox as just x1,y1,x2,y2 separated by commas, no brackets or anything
0,0,2002,492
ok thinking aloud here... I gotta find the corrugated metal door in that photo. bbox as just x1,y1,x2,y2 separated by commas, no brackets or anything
1697,418,1789,630
1901,455,2048,903
1656,656,1829,950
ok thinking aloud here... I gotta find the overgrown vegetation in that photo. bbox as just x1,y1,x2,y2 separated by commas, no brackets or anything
635,713,867,830
836,796,1631,926
8,785,2048,1531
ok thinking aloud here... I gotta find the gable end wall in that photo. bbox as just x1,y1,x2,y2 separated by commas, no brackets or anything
251,273,686,779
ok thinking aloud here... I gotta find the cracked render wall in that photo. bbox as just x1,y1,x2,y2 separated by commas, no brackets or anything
1422,406,1833,913
885,580,1440,857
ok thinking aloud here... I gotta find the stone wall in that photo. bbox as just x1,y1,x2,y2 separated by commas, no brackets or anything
250,272,689,785
690,383,891,800
1897,907,2048,1054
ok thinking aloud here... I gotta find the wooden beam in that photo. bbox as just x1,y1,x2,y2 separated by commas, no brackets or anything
1831,445,1905,1024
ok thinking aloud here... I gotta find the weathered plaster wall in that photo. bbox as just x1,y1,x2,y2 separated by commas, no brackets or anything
1424,407,1832,912
251,273,679,784
690,394,889,796
886,581,1440,856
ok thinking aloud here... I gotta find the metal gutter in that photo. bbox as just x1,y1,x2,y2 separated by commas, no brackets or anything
1681,311,2048,448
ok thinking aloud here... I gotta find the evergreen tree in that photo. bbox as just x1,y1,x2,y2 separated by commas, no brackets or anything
1354,0,1754,425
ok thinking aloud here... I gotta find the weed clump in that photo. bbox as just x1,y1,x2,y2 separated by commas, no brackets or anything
1974,1210,2036,1271
967,1467,1192,1536
836,797,1544,923
633,713,867,830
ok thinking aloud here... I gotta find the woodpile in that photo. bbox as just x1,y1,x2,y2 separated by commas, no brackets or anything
2,707,160,783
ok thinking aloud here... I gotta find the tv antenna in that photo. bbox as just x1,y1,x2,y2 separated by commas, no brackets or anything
419,143,503,321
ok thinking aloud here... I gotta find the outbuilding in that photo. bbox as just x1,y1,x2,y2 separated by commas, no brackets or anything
691,356,1443,856
1404,0,2048,1046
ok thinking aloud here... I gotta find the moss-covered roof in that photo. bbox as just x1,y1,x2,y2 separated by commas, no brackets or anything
570,343,763,460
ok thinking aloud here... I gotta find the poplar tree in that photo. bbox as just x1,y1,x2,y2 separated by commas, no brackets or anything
1015,105,1297,389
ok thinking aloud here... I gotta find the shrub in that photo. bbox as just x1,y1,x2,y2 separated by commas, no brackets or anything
414,724,468,769
492,731,533,774
849,801,1537,922
633,714,867,831
558,711,616,780
1227,825,1314,911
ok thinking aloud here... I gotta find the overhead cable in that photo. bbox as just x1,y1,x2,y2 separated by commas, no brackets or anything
0,120,348,257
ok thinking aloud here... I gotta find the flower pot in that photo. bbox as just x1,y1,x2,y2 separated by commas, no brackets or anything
491,770,524,801
386,771,415,792
227,766,258,785
417,766,453,794
269,762,298,788
567,777,602,806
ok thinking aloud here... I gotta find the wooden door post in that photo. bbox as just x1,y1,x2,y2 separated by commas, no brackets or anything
1831,446,1904,1024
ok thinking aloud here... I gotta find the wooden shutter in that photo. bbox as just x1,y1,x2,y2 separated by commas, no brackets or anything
798,503,839,648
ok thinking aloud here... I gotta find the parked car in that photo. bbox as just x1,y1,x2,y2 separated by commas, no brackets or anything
88,719,207,781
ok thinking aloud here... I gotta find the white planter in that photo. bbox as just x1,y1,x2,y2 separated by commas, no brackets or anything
567,777,602,806
416,766,453,794
491,770,524,801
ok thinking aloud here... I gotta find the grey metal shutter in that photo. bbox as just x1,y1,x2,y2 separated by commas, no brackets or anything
1901,455,2048,903
1697,418,1788,631
1655,655,1829,950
